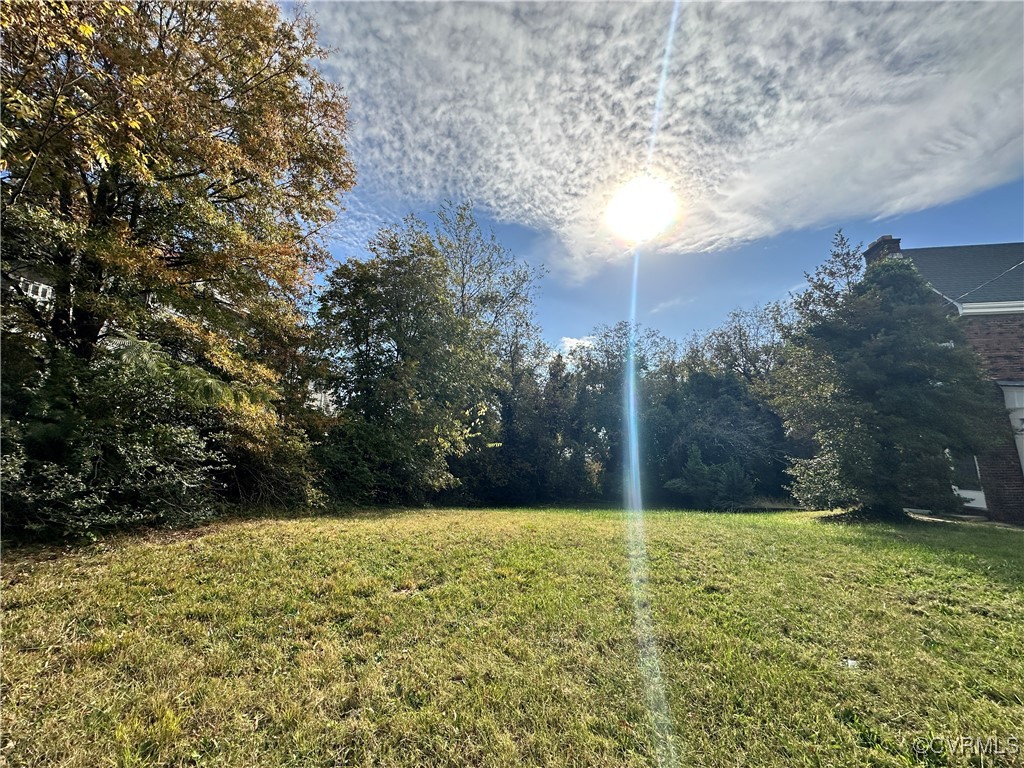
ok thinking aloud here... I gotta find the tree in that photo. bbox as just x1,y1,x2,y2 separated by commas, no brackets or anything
789,230,864,330
446,329,552,505
650,370,787,508
431,201,548,504
662,445,754,511
0,343,230,535
566,322,673,500
1,1,354,529
683,303,790,388
2,1,353,365
316,219,492,503
434,200,544,337
315,203,545,506
773,255,1004,519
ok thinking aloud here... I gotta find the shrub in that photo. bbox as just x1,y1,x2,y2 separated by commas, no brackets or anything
1,350,225,537
664,444,756,510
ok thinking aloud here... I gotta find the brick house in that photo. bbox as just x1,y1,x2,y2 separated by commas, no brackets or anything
864,236,1024,524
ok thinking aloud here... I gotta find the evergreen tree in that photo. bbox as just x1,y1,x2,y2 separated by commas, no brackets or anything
652,371,787,508
774,256,1004,519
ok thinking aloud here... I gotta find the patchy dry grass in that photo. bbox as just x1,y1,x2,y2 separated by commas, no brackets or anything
2,510,1022,767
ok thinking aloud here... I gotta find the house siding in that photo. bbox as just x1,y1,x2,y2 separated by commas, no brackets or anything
959,315,1024,524
978,438,1024,524
959,315,1024,381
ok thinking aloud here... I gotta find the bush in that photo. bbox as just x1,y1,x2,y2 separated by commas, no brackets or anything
664,444,756,510
1,350,225,537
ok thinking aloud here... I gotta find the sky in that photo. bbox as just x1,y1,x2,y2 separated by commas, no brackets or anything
298,1,1024,350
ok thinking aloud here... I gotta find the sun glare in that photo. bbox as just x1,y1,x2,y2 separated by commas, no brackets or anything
605,175,679,245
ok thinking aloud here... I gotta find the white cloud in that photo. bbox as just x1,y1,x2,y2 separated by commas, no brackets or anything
785,281,809,297
310,2,1024,278
558,335,595,356
649,296,693,315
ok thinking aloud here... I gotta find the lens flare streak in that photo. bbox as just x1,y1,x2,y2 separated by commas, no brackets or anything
625,1,683,766
646,0,683,166
625,249,679,766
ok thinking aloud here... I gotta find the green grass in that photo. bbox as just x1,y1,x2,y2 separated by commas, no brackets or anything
3,509,1022,767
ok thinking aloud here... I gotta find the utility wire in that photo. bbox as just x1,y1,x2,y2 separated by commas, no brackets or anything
953,259,1024,302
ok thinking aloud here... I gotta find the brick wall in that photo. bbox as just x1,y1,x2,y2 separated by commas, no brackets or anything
959,314,1024,381
977,439,1024,524
959,315,1024,524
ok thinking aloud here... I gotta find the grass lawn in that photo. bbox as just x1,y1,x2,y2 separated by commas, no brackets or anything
2,509,1022,767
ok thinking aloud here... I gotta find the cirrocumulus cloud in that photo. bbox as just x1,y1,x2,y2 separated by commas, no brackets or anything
309,1,1024,280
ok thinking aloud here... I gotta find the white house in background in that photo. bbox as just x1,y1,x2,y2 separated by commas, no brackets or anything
4,267,340,415
5,267,55,307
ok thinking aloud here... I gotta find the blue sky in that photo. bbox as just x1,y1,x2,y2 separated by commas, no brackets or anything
300,1,1024,350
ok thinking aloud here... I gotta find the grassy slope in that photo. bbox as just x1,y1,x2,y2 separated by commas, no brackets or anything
2,510,1022,767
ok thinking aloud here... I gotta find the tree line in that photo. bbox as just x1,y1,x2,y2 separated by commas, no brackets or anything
311,221,1001,521
1,1,1003,538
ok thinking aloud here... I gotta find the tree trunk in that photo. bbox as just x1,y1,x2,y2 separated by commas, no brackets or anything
863,442,909,521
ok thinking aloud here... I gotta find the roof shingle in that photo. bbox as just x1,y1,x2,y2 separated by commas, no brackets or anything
900,243,1024,305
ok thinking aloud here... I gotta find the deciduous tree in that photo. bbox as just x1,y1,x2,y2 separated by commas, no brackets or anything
316,219,491,502
1,1,354,530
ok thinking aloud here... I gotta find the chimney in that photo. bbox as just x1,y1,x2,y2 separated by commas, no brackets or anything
864,235,901,265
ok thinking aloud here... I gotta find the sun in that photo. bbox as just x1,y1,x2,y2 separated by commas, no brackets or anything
605,175,679,245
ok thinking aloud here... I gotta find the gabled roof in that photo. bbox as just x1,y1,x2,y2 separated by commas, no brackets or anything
900,243,1024,305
